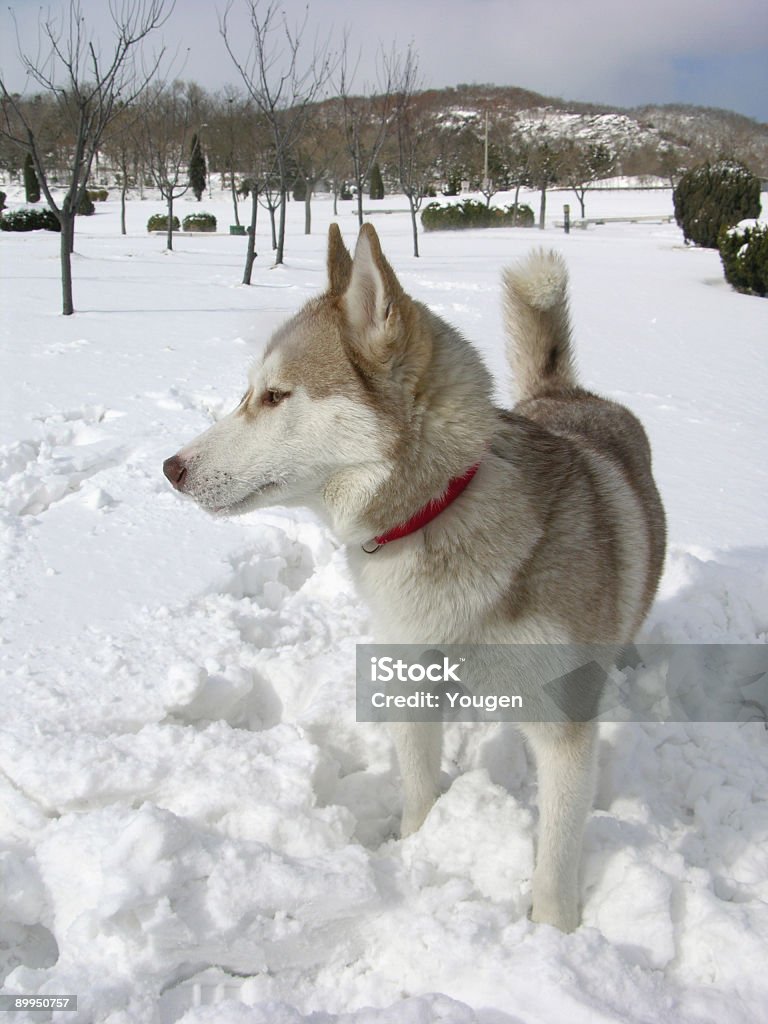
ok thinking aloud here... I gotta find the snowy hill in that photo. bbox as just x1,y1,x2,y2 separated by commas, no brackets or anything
419,84,768,175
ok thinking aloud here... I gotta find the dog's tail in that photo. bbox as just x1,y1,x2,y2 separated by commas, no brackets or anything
503,249,578,401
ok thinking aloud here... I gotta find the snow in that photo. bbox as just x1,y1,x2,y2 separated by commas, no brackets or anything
512,108,662,151
1,184,767,1023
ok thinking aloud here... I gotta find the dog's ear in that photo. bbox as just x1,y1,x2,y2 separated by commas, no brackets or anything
344,223,407,360
344,224,429,388
327,223,352,296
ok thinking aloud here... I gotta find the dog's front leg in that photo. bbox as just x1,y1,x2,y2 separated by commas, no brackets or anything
522,721,597,932
389,721,443,836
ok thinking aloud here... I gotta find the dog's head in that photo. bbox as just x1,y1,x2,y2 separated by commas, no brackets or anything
163,224,434,537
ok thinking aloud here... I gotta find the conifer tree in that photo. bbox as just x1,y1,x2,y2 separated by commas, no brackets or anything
189,133,207,201
674,160,760,248
24,152,40,203
369,162,384,200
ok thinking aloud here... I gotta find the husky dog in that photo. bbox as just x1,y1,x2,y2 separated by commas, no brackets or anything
164,223,665,932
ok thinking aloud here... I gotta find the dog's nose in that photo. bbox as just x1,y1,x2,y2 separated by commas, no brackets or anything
163,454,187,490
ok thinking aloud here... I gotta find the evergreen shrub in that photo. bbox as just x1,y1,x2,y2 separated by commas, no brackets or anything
718,220,768,298
87,188,109,202
77,193,95,216
147,213,180,232
673,161,760,248
422,199,534,231
182,212,217,232
1,208,60,232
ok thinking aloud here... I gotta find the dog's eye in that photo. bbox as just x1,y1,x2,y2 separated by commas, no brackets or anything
262,388,289,407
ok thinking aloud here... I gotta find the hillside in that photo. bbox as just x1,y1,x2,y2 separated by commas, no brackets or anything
395,84,768,178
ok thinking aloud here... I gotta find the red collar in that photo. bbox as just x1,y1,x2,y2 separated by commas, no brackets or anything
362,461,482,553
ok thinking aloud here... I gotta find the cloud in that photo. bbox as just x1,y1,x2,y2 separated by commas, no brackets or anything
2,0,766,119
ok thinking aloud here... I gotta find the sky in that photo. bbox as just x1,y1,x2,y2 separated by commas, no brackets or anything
2,0,767,122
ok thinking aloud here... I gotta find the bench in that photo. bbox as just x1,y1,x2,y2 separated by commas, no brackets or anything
554,214,674,229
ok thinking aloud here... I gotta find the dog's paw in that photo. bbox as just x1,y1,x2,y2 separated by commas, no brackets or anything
399,803,433,838
530,895,579,933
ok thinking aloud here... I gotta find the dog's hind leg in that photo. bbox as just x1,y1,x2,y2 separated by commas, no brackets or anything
522,720,597,932
390,721,443,837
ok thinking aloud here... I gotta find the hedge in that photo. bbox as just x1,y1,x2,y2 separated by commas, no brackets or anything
147,214,180,232
182,212,216,232
422,199,535,231
1,208,61,232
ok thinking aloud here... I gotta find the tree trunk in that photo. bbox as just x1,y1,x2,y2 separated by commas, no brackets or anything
243,191,258,285
230,168,240,227
513,183,521,225
60,214,75,316
268,205,277,250
304,182,311,235
166,194,174,250
68,192,76,253
333,185,338,217
120,173,128,235
409,195,419,257
275,189,286,264
356,181,364,226
538,186,547,230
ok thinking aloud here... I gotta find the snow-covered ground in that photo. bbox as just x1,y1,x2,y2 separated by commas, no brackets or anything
0,184,767,1023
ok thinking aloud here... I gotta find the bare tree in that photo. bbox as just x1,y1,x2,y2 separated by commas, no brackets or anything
529,138,566,230
658,144,685,190
221,0,333,265
0,0,172,314
141,81,195,249
392,46,435,257
101,99,149,234
561,141,615,218
432,116,478,196
506,135,534,224
292,102,340,235
478,111,517,208
238,177,261,283
257,156,283,251
292,145,319,236
311,102,348,216
206,89,253,227
338,41,396,227
238,119,279,284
